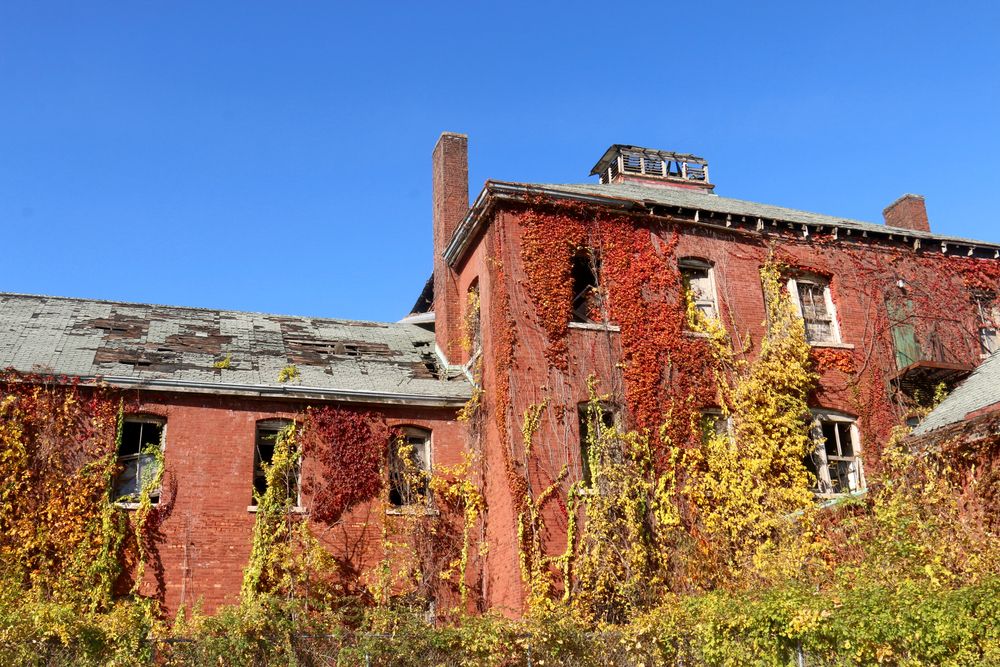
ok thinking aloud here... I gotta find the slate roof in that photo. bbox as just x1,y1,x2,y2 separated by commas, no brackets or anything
0,293,471,406
520,182,1000,249
911,351,1000,437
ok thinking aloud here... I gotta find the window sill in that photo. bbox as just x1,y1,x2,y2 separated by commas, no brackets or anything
568,321,620,332
385,506,440,517
809,341,854,350
683,330,710,339
247,505,307,514
114,502,151,511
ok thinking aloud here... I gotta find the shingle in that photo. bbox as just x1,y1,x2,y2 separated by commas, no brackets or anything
0,293,471,403
911,352,1000,436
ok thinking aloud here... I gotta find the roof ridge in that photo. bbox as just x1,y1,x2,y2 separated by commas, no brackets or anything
0,292,409,329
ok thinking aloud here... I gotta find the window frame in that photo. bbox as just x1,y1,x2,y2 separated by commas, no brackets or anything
806,411,865,497
679,258,720,324
974,291,999,356
788,274,842,345
387,426,433,510
114,415,166,508
570,248,602,325
250,419,301,510
577,401,620,491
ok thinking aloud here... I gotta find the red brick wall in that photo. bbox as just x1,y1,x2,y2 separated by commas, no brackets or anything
126,391,465,614
456,201,989,614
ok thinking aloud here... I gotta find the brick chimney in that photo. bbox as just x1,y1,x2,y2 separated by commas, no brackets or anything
883,194,930,233
431,132,469,363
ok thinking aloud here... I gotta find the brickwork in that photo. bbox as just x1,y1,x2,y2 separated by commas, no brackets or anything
453,198,991,615
124,391,465,614
432,132,470,364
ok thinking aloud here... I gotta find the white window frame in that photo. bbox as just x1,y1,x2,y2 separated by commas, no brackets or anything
679,258,719,323
250,419,301,510
114,415,166,508
807,411,865,496
788,275,842,344
388,426,433,510
974,292,999,356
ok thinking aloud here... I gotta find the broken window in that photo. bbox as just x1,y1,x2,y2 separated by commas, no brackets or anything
789,276,840,344
578,402,617,487
804,413,864,495
680,258,719,323
114,417,164,504
571,249,602,324
700,409,731,444
389,427,431,507
974,292,1000,355
252,420,299,507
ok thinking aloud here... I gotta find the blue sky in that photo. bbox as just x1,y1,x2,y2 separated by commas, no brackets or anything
1,2,997,322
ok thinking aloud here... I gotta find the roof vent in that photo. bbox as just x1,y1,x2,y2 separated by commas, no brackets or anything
590,145,713,193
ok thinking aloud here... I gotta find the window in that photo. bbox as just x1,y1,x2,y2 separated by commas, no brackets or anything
804,413,864,495
700,409,731,444
578,402,617,487
389,427,431,507
680,258,718,322
571,249,601,324
114,417,164,504
252,420,299,507
789,275,840,344
974,292,999,355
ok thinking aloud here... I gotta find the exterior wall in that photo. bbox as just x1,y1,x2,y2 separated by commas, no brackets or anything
125,390,465,614
464,199,993,614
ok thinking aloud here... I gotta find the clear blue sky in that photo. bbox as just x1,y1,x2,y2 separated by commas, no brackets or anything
1,2,998,322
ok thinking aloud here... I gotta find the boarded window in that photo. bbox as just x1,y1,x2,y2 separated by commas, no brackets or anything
680,259,718,322
389,427,431,507
114,417,164,503
252,420,298,506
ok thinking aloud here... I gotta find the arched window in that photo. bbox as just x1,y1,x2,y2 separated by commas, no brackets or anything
252,419,298,507
388,427,432,507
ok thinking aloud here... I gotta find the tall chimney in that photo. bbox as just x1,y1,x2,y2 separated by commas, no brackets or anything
883,194,930,233
431,132,469,363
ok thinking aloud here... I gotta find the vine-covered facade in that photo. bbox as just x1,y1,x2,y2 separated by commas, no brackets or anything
2,132,999,632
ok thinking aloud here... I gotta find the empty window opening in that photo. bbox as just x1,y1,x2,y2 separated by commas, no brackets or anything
571,250,602,324
789,276,840,344
680,259,719,323
114,417,164,504
252,420,298,506
389,427,431,507
974,292,999,355
805,413,864,495
578,402,617,487
465,281,482,357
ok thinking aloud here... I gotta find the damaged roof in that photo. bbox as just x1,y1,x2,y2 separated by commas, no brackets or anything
444,180,1000,266
0,293,471,407
911,351,1000,438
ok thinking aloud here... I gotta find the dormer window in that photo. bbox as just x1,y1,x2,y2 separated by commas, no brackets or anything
680,258,718,323
788,275,840,344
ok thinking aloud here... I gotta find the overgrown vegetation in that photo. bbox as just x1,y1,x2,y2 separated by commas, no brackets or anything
1,212,999,663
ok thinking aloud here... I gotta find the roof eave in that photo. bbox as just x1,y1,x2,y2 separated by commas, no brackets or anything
442,181,1000,269
39,374,470,408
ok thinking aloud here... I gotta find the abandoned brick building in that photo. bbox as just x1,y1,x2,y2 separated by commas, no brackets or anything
3,132,1000,616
